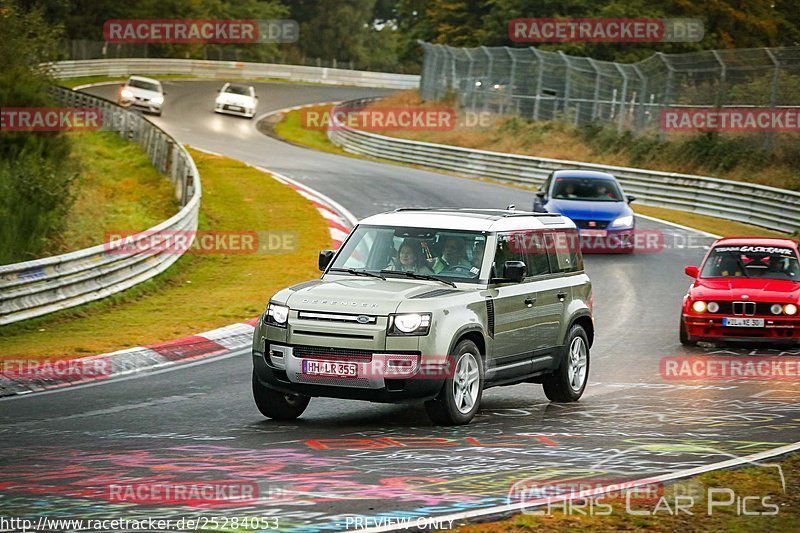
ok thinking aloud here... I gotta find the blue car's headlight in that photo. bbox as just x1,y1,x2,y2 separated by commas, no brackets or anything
610,215,634,228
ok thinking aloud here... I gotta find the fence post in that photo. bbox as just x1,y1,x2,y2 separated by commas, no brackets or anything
558,52,571,125
588,58,601,121
658,53,675,139
505,47,518,115
632,64,647,131
764,48,781,150
464,48,475,110
711,50,727,108
614,64,629,133
531,47,544,121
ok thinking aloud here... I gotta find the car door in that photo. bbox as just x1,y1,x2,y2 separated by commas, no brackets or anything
488,230,548,381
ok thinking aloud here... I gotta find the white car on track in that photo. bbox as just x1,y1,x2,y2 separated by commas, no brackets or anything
214,83,258,119
118,76,165,116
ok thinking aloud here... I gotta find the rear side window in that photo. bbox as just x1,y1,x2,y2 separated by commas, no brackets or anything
494,230,551,278
545,231,583,273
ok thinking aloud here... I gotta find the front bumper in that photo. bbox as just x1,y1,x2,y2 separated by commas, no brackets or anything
682,313,800,343
119,98,162,114
215,103,255,117
252,346,444,403
578,227,634,253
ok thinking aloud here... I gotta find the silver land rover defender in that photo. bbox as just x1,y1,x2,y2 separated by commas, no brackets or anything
252,208,594,425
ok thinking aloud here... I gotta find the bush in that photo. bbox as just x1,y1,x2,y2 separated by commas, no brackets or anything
0,3,78,264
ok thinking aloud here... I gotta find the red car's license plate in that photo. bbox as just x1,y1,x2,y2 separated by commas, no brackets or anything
302,359,358,377
723,317,765,328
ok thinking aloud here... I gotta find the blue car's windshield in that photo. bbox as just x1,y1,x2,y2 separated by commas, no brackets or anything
552,178,623,202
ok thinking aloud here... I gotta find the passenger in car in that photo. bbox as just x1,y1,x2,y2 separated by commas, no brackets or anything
385,240,434,274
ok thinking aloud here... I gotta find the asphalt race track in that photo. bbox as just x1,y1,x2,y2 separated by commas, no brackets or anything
1,80,798,532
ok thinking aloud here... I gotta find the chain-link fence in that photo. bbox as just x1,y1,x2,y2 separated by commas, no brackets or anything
419,41,800,134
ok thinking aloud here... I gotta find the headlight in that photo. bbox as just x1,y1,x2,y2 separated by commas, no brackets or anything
785,304,798,316
121,89,133,98
388,313,432,336
691,300,706,313
610,215,634,228
771,304,784,315
266,303,289,327
151,96,164,105
707,302,719,313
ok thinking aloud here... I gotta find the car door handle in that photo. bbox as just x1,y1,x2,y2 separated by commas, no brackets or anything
524,297,536,307
557,292,567,301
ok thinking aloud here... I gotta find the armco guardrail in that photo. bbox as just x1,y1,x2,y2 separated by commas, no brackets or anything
329,98,800,234
50,59,419,90
0,87,201,326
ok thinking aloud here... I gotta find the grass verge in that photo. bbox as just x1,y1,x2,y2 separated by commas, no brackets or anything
49,130,179,255
270,104,351,156
273,106,795,239
457,453,799,532
0,149,330,360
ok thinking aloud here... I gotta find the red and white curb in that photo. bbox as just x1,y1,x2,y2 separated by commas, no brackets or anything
0,157,355,398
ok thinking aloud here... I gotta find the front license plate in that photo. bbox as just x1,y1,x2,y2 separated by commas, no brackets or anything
229,106,242,111
581,229,608,237
302,359,358,377
723,317,765,328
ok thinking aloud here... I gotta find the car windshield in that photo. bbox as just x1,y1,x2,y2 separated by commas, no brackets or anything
701,245,800,280
329,225,488,283
551,177,622,202
127,79,160,92
225,85,251,96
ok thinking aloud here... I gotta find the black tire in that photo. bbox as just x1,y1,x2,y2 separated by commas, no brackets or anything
679,318,697,346
252,371,310,420
543,324,590,402
425,340,484,425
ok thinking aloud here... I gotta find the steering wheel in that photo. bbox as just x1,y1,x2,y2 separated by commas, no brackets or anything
445,265,478,277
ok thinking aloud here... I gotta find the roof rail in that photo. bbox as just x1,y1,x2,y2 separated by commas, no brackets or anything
392,207,564,218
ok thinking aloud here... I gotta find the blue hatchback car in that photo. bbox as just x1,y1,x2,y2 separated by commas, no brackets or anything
532,170,637,253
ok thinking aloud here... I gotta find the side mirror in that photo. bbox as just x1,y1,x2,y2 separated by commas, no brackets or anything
627,195,637,203
685,265,699,278
536,190,547,198
504,260,527,283
318,250,335,271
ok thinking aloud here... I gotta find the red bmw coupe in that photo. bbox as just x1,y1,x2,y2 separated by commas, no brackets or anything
681,237,800,345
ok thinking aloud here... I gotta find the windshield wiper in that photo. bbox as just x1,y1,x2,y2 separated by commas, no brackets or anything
380,270,457,288
328,268,386,280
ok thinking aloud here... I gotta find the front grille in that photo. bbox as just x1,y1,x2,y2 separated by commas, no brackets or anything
574,220,610,230
291,372,372,388
711,301,785,316
297,311,377,324
732,301,757,316
292,345,375,362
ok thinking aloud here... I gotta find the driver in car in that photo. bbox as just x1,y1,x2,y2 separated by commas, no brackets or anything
433,237,472,274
